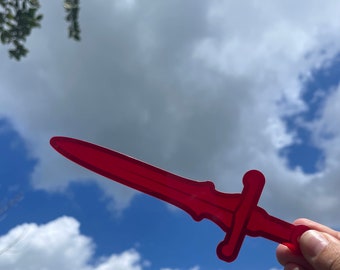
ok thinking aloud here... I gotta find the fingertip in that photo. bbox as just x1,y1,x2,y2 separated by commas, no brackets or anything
293,218,339,240
293,218,311,226
276,243,311,269
299,230,329,259
284,263,304,270
299,230,340,270
276,244,292,265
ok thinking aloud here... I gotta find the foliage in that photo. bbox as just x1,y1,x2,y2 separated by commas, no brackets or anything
64,0,80,41
0,0,42,60
0,0,81,61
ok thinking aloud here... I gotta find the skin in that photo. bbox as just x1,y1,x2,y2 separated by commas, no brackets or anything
276,218,340,270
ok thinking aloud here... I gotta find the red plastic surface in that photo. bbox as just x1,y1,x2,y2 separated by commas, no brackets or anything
50,136,309,262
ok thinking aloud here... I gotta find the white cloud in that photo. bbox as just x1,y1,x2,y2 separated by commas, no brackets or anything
160,267,199,270
1,1,340,224
0,216,201,270
0,216,144,270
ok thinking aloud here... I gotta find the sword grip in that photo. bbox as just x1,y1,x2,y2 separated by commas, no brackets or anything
216,170,265,262
247,207,310,254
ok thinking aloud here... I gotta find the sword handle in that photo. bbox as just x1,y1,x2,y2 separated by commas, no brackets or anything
216,170,265,262
247,207,310,255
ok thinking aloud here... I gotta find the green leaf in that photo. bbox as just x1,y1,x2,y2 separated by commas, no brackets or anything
29,0,40,8
28,8,36,17
0,30,11,43
0,13,5,24
36,14,43,21
6,12,14,20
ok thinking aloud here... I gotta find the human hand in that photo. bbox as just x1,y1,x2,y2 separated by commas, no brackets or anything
276,218,340,270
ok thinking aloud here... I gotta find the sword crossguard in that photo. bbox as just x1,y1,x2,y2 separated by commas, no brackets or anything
217,170,265,262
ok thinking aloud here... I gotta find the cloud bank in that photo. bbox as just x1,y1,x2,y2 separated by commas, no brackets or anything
1,1,340,224
0,216,143,269
0,216,200,270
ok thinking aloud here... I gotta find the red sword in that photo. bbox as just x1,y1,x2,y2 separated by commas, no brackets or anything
50,136,309,262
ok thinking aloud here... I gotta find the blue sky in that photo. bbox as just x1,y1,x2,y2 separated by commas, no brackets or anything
1,1,340,269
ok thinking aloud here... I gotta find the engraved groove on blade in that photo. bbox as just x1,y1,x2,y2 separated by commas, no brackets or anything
50,136,241,231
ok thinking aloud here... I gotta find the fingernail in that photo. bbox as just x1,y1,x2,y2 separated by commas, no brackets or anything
300,230,329,258
292,267,300,270
285,263,301,270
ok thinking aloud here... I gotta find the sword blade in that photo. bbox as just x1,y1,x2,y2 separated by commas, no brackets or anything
50,136,240,231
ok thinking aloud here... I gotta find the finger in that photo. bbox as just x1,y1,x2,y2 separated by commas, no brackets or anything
293,218,340,240
276,243,312,269
300,230,340,270
284,262,307,270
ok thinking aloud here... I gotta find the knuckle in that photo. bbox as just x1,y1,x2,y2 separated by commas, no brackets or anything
329,255,340,270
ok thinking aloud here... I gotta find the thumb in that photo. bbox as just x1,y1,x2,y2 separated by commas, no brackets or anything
299,230,340,270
